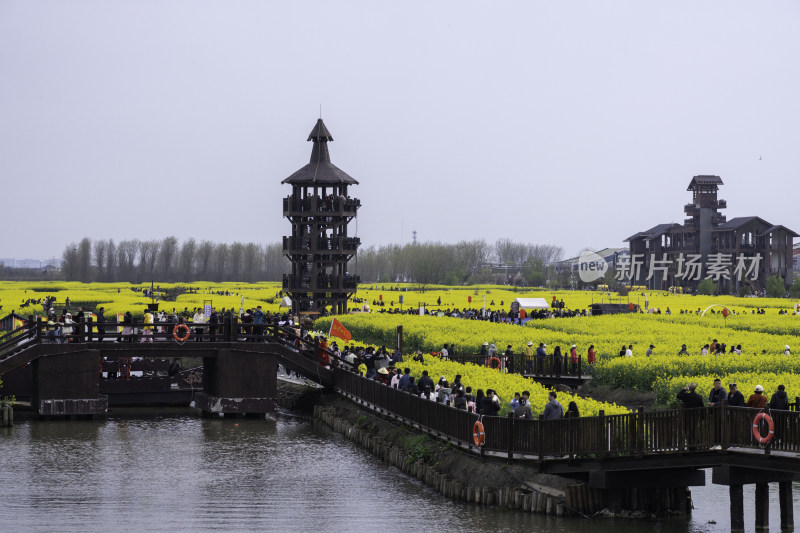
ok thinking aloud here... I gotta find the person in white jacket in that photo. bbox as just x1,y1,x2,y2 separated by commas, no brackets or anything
192,310,206,342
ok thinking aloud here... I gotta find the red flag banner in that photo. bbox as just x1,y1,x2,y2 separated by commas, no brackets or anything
329,317,352,342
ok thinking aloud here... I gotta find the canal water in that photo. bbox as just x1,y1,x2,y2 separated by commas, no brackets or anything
1,408,796,532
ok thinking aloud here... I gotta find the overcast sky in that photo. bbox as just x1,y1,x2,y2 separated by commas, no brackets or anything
2,1,799,260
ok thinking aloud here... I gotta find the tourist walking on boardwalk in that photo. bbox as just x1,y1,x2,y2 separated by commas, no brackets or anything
62,312,75,343
543,391,563,419
587,345,596,366
252,306,265,341
141,309,154,343
727,383,745,407
569,344,578,374
747,385,768,409
525,341,534,373
708,378,727,406
677,383,704,409
770,385,790,410
536,343,546,374
95,307,106,342
514,396,533,419
417,370,434,393
566,401,580,418
208,309,218,341
504,345,514,373
119,311,133,342
192,308,205,341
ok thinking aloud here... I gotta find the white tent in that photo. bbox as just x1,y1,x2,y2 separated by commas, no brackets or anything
279,296,292,308
513,298,550,309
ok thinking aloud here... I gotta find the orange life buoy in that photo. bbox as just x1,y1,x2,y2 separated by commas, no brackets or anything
752,412,775,444
173,323,191,342
486,356,501,370
473,420,485,447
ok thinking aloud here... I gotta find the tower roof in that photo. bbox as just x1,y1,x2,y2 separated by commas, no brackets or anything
282,119,359,186
687,175,723,190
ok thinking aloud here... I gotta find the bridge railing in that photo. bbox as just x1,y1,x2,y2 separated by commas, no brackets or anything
1,317,356,378
334,369,797,459
445,353,583,378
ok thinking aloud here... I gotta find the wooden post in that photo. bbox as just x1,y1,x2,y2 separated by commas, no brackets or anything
779,481,794,531
730,485,744,533
396,325,403,354
637,406,645,455
599,410,607,458
677,403,685,452
35,316,43,342
538,414,544,461
755,483,769,531
508,412,514,461
720,399,728,449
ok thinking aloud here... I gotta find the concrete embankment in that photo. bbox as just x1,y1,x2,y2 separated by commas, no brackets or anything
276,381,691,519
274,375,575,515
312,397,577,515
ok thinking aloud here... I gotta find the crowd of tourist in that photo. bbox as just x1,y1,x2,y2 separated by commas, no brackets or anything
677,380,791,410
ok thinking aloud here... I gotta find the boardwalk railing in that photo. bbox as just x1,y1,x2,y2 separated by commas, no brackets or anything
447,353,583,378
0,316,357,378
335,369,800,460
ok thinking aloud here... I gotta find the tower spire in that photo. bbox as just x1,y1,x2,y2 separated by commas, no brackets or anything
308,118,333,164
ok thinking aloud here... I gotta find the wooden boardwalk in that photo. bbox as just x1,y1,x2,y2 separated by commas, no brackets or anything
1,317,797,529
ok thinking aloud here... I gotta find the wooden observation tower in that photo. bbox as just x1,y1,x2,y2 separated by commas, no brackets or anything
282,119,361,315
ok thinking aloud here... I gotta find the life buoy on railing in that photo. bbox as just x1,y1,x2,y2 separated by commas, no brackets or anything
486,356,501,370
752,412,775,444
473,420,485,447
172,324,191,342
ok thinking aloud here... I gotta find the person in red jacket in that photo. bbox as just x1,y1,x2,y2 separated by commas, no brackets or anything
569,344,579,374
747,385,768,409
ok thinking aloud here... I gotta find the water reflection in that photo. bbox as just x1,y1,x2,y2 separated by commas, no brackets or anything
0,409,796,532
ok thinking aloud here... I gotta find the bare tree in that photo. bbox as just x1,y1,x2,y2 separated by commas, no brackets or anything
262,242,287,281
117,239,139,281
138,240,160,282
105,239,117,282
242,243,260,282
228,242,244,281
210,243,229,281
158,236,179,281
93,240,108,281
178,238,197,280
77,238,92,282
62,243,80,280
196,240,214,280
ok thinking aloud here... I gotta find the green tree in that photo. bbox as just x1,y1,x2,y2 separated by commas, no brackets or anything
766,275,786,298
790,278,800,299
697,278,717,295
521,257,546,286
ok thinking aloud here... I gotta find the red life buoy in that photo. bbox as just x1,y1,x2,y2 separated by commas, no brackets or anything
173,324,191,342
473,420,485,447
752,412,775,444
486,356,501,370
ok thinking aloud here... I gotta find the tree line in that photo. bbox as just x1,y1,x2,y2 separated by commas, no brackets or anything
356,240,564,286
4,237,564,285
60,238,288,283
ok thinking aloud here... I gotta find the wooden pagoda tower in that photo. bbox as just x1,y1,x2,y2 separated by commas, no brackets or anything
281,119,361,315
